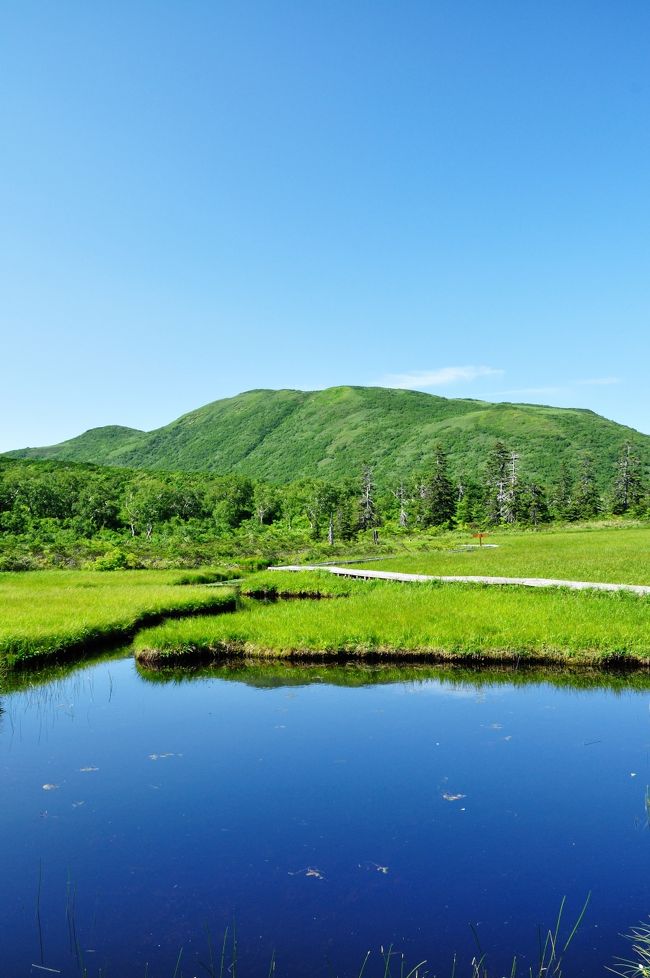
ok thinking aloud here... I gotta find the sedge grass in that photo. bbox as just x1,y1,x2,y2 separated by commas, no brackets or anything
355,526,650,585
24,887,645,978
0,570,237,668
135,574,650,666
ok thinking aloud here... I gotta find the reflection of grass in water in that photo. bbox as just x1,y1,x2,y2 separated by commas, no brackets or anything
136,657,650,696
0,646,131,694
4,646,650,699
0,649,132,735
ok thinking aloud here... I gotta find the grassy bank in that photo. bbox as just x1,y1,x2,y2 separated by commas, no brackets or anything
0,570,237,668
4,525,650,672
135,571,650,667
355,525,650,584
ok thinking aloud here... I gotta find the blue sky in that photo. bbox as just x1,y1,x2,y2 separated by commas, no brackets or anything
1,1,649,451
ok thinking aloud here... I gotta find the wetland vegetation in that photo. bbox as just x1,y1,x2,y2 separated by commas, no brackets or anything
130,526,650,668
1,443,649,975
1,526,650,673
0,570,236,668
355,525,650,584
135,572,650,667
2,525,648,978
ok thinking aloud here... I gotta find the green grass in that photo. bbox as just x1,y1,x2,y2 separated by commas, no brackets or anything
0,570,237,668
5,525,650,671
242,569,356,597
354,525,650,584
135,571,650,666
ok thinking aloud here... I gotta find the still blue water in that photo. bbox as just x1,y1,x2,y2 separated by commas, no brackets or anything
1,658,648,977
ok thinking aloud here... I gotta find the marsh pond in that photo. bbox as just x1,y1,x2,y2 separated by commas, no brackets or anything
1,657,648,977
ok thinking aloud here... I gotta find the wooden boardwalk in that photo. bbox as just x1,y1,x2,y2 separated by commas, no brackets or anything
270,565,650,596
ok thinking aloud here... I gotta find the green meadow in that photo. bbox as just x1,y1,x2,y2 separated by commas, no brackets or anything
0,569,236,668
3,526,650,672
134,569,650,667
356,525,650,583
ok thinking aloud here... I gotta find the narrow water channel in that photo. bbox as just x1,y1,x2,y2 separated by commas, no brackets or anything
1,658,648,977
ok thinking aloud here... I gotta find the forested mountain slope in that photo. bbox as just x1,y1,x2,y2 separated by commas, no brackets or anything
7,386,650,486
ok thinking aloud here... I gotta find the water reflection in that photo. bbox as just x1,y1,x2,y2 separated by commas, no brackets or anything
136,657,650,693
0,653,648,978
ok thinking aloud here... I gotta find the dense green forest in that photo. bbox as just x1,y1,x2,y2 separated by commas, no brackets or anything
1,434,648,570
8,386,650,485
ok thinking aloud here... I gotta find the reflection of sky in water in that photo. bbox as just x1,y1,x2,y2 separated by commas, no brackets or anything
1,659,648,978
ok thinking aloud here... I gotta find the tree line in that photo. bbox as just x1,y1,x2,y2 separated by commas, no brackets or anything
0,440,648,568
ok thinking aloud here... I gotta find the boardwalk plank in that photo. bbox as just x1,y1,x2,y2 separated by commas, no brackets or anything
269,565,650,595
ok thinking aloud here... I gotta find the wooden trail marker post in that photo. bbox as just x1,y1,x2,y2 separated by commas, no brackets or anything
472,532,489,547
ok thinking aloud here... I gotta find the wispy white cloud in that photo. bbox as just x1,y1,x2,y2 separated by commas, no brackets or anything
380,365,504,389
575,377,621,386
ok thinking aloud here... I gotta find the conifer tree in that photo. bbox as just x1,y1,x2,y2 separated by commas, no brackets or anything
335,495,356,541
424,445,455,526
455,479,484,526
611,442,644,514
551,462,576,521
521,482,550,526
573,454,600,519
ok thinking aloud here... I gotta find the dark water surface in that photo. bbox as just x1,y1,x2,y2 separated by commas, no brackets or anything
1,658,648,977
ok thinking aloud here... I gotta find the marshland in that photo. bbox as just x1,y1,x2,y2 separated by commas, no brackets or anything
5,1,650,972
1,526,649,976
2,414,650,977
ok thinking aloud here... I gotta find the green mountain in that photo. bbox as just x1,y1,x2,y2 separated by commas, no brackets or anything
6,386,650,485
